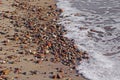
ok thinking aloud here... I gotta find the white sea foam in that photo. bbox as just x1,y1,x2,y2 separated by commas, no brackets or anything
57,0,120,80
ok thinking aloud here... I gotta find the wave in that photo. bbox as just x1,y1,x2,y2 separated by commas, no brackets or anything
57,0,120,80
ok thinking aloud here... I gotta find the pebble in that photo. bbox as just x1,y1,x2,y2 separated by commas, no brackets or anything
30,70,38,75
0,69,11,75
14,68,21,74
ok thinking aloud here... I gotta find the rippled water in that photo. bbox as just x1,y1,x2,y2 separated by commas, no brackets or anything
57,0,120,80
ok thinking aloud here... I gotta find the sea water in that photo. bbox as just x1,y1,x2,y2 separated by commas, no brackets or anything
57,0,120,80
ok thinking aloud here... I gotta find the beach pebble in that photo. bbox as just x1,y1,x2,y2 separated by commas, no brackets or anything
1,69,11,75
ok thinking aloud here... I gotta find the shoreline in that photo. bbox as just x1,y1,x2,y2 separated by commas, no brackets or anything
0,0,86,80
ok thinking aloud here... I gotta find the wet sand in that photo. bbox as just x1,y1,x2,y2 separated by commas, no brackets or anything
0,0,86,80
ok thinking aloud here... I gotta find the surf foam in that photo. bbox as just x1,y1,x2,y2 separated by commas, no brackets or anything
57,0,120,80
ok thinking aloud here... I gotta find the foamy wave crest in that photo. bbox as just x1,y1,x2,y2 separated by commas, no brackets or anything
57,0,120,80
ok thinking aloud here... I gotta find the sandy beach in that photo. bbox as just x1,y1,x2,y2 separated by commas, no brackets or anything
0,0,86,80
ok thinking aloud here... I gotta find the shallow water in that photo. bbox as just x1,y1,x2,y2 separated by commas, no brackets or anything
57,0,120,80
